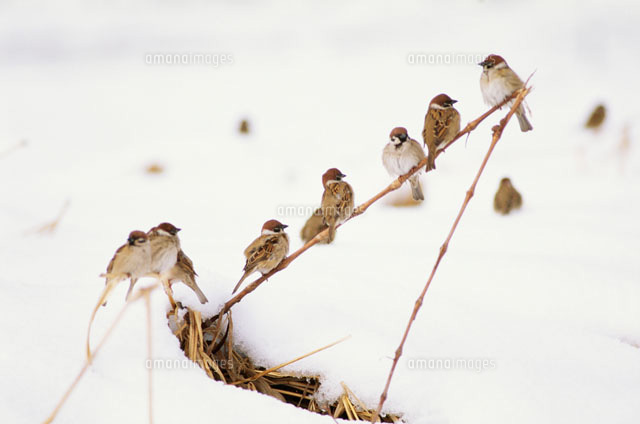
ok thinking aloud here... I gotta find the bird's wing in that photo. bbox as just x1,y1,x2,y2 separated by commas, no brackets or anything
177,250,197,277
243,235,278,272
431,109,452,142
106,244,126,275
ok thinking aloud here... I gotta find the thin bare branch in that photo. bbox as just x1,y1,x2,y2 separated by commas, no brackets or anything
24,199,70,236
144,290,154,424
370,83,532,423
0,139,27,160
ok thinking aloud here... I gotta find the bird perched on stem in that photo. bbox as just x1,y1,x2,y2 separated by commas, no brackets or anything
422,94,461,171
233,219,289,294
300,208,329,244
146,222,181,308
494,177,522,215
166,250,209,304
320,168,355,243
479,54,533,132
87,230,151,360
383,127,426,200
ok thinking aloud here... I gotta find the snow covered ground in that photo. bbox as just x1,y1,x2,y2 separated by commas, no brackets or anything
1,1,639,423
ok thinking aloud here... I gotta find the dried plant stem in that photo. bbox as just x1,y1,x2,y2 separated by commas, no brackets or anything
43,285,159,424
25,199,70,236
231,335,350,385
0,139,27,159
144,290,154,424
370,84,532,423
219,91,521,316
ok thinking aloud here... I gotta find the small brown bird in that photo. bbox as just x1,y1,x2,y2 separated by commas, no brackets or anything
239,119,250,134
383,127,426,200
585,104,606,130
320,168,355,243
422,94,461,171
87,230,152,360
233,219,289,294
164,250,209,304
147,222,181,307
479,54,533,132
300,208,329,244
494,177,523,215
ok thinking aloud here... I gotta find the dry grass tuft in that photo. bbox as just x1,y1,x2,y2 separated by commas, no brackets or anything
175,307,399,422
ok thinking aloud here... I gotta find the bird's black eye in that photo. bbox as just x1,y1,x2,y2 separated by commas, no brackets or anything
398,134,407,142
486,62,493,69
274,228,280,232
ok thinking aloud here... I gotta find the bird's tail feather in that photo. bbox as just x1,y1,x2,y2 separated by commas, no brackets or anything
327,222,336,243
186,280,209,304
517,111,533,132
232,272,249,294
410,177,424,201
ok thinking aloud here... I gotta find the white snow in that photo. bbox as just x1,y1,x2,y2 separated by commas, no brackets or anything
1,1,639,423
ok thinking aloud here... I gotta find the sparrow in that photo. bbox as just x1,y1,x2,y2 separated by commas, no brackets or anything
103,231,152,305
87,230,152,360
585,104,606,130
232,219,289,294
422,94,461,171
320,168,355,243
494,177,523,215
146,222,181,307
300,208,329,244
383,127,426,200
165,250,209,304
479,54,533,132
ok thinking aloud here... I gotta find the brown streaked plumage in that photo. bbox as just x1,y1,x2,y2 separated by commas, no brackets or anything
494,177,523,215
422,94,461,171
232,220,289,294
300,208,329,244
320,168,355,243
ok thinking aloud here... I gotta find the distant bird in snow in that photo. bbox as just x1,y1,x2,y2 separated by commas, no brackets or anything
584,104,606,130
494,177,522,215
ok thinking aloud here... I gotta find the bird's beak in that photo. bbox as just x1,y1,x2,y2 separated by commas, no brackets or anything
281,224,288,230
176,228,182,232
450,99,458,104
340,173,346,178
478,60,488,66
